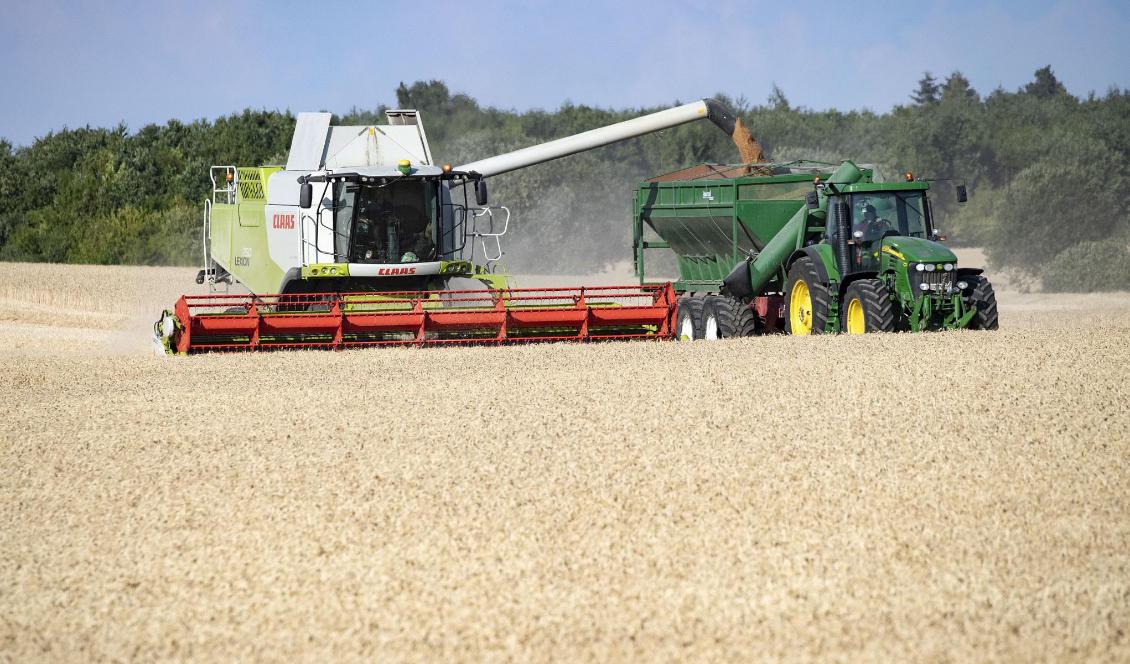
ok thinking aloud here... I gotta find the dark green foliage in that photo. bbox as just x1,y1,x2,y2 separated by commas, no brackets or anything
1025,65,1068,99
911,72,940,105
0,111,294,265
1040,241,1130,292
1,68,1127,292
985,134,1128,268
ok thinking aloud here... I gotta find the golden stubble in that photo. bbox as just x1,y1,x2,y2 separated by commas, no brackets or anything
1,262,1129,662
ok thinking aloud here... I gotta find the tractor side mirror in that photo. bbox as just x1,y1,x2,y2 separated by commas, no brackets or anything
299,182,313,209
955,184,968,203
475,179,489,206
805,191,820,210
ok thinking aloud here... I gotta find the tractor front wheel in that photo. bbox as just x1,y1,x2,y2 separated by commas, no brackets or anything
965,277,999,330
842,279,896,334
786,258,830,335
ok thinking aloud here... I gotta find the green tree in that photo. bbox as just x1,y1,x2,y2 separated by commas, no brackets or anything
1025,65,1068,99
911,72,940,105
941,71,979,101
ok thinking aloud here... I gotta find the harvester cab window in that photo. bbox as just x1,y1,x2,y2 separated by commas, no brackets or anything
333,184,358,261
347,180,436,264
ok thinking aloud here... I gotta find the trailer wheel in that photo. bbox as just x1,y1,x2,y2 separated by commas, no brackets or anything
842,279,896,334
700,297,722,340
710,294,757,338
785,258,830,335
675,296,705,341
966,277,999,330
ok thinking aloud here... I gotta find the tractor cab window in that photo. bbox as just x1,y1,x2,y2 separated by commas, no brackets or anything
844,192,928,271
347,180,436,264
851,192,928,240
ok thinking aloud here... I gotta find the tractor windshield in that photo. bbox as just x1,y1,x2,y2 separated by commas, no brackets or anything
850,192,928,240
840,192,929,272
334,180,437,263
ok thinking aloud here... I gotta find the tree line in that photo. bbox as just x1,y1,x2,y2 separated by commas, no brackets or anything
1,67,1127,290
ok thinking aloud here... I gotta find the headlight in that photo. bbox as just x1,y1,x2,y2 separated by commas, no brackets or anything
919,283,930,291
915,263,925,272
925,263,936,272
957,280,969,290
943,263,954,272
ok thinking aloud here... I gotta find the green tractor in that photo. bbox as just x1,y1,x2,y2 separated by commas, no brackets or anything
633,160,998,337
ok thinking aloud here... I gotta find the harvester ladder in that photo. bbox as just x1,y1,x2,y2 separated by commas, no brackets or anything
203,163,237,293
200,199,229,294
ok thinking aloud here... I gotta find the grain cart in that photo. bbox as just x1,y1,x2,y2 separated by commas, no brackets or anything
154,100,762,353
633,160,998,337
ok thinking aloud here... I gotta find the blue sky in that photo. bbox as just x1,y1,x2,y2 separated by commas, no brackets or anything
2,0,1127,146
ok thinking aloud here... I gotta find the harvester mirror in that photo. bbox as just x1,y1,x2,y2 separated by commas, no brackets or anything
955,184,968,203
299,182,314,209
475,179,489,206
805,191,820,210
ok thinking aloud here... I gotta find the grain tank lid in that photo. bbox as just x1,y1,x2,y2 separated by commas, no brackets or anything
323,124,433,170
286,112,333,172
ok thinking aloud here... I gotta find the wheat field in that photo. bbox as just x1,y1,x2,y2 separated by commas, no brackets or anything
1,261,1129,661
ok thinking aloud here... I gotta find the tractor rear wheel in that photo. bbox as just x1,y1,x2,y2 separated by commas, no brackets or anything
785,258,830,335
707,294,757,338
966,277,999,330
675,296,705,341
842,279,896,333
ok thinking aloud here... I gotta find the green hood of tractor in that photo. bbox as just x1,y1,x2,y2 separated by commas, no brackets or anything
883,236,957,264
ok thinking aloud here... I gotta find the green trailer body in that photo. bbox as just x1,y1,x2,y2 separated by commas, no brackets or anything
634,160,999,336
633,162,867,293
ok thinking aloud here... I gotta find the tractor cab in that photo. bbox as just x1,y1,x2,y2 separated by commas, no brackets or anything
828,188,937,274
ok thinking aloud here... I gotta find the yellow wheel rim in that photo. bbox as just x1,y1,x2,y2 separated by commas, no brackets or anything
789,278,812,335
845,297,866,334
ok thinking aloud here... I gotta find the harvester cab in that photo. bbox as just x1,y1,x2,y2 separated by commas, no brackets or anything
201,110,511,298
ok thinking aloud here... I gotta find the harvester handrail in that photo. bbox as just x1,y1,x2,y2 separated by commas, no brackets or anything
208,165,238,205
202,198,212,283
469,205,510,264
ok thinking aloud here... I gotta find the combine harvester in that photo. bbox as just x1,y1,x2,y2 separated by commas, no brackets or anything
154,99,762,353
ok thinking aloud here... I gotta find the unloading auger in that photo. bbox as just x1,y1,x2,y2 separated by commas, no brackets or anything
154,99,762,353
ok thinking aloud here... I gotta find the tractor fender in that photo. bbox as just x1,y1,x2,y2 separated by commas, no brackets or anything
786,246,836,288
955,267,984,278
838,270,879,297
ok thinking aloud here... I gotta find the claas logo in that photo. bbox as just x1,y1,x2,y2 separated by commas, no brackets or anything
378,267,417,275
271,213,295,229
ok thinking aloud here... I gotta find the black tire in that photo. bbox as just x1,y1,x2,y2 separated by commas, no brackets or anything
966,277,999,330
841,279,896,333
710,294,758,338
785,258,830,335
675,295,705,341
700,296,722,340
